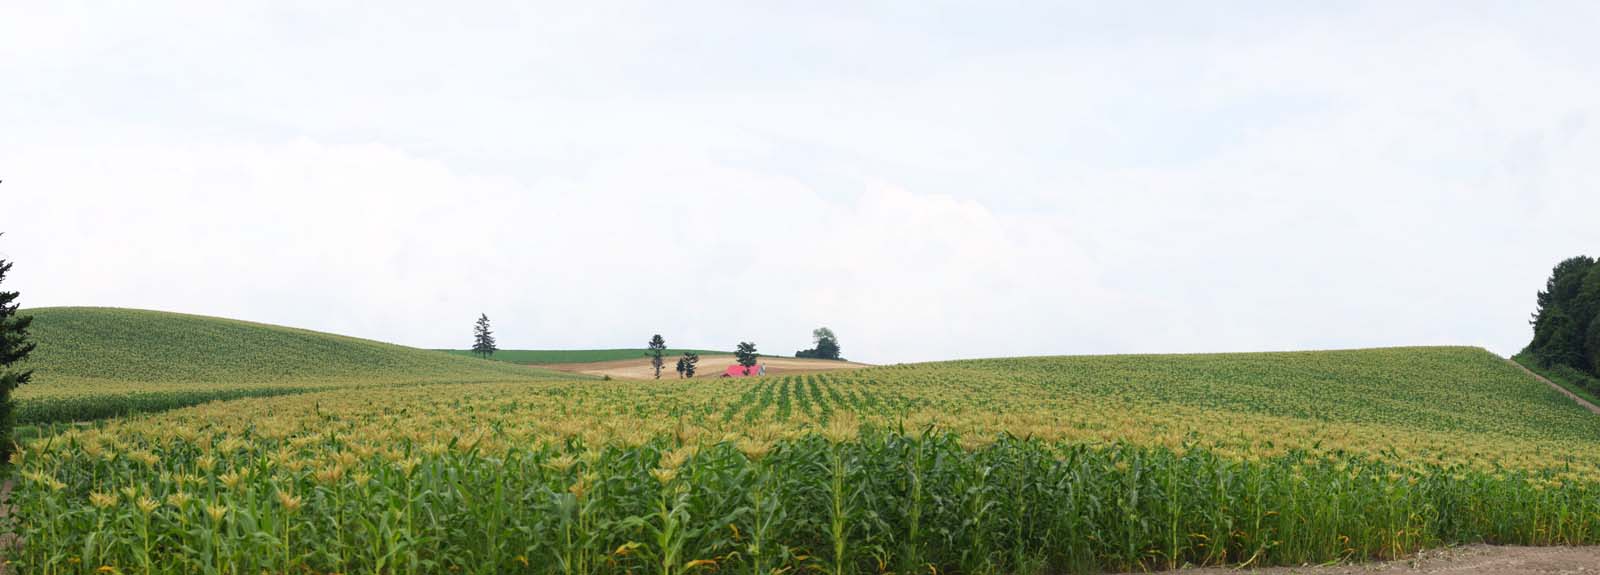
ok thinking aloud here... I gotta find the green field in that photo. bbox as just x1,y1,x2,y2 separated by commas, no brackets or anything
1514,350,1600,406
16,307,564,423
439,348,729,364
15,322,1600,574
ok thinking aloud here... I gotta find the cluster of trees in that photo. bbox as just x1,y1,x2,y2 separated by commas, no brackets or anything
467,319,840,381
794,327,843,360
674,351,699,378
1,233,36,463
1526,255,1600,380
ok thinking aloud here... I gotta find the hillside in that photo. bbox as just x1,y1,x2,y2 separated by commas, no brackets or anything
884,346,1600,443
15,307,563,423
439,348,728,364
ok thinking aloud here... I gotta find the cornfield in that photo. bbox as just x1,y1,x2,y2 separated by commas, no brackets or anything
16,307,564,424
13,335,1600,573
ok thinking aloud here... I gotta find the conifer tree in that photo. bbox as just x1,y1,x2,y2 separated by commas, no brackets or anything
735,342,759,375
0,233,36,463
472,314,497,359
647,334,666,379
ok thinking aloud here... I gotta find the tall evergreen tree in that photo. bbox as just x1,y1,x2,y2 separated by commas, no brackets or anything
472,314,497,359
647,334,667,379
735,342,759,375
0,234,37,463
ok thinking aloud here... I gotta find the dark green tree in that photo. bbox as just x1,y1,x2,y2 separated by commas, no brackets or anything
1,234,36,463
795,326,843,360
647,334,667,379
1589,314,1600,375
814,327,842,360
678,352,699,378
735,342,759,375
472,314,497,359
1528,256,1600,375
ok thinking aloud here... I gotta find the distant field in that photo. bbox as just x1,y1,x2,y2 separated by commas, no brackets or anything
547,354,870,379
17,307,563,423
439,348,728,364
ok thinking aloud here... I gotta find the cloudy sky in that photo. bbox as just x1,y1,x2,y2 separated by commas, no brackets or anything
3,2,1598,363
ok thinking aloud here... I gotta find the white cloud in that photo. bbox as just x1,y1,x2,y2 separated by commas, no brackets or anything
3,1,1600,362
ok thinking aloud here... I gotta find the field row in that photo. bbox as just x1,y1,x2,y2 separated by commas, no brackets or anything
16,417,1600,575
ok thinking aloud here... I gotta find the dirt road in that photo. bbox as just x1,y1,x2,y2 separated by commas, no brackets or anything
1506,358,1600,415
540,354,872,380
1161,544,1600,574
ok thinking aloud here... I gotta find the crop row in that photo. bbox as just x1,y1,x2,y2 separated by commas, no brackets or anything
16,425,1600,575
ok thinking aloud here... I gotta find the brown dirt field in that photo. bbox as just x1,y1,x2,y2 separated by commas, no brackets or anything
540,354,872,380
1151,545,1600,574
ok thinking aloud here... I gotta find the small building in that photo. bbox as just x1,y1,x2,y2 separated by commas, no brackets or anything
722,363,766,378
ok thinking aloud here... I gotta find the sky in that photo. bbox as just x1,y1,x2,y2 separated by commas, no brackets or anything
3,2,1599,364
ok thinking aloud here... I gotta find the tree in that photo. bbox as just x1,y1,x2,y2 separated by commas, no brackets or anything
677,352,699,378
795,326,843,360
472,314,497,359
1527,256,1600,375
814,327,842,360
1,234,36,464
647,334,667,379
735,342,759,375
1589,314,1600,375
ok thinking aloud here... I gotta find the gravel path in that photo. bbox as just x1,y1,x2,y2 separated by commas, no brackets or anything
1506,357,1600,414
1157,544,1600,574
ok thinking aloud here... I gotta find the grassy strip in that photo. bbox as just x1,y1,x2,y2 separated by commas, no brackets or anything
438,348,728,364
1512,352,1600,407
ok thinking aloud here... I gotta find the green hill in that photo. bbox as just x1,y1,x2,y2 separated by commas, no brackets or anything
825,346,1600,447
439,348,730,364
16,307,565,423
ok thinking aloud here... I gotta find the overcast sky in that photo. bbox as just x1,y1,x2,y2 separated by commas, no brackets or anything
3,2,1598,363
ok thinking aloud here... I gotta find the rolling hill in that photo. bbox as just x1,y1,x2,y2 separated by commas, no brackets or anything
13,306,1600,573
439,348,729,364
15,307,564,423
20,342,1600,573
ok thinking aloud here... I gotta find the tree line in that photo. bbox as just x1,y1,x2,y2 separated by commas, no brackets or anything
468,317,842,379
1525,255,1600,385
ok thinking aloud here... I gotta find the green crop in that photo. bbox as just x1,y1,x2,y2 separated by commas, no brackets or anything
14,313,1600,574
15,307,570,424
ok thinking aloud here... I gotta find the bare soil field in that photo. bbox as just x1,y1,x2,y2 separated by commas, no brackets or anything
1161,544,1600,574
540,354,872,380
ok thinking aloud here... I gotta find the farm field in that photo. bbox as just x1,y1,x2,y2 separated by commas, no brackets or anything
12,326,1600,574
540,354,873,379
439,348,730,365
15,307,565,424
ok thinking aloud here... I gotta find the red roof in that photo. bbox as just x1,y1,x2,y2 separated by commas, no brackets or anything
723,364,762,377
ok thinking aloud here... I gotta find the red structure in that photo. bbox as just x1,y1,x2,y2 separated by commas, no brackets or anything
722,364,766,377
